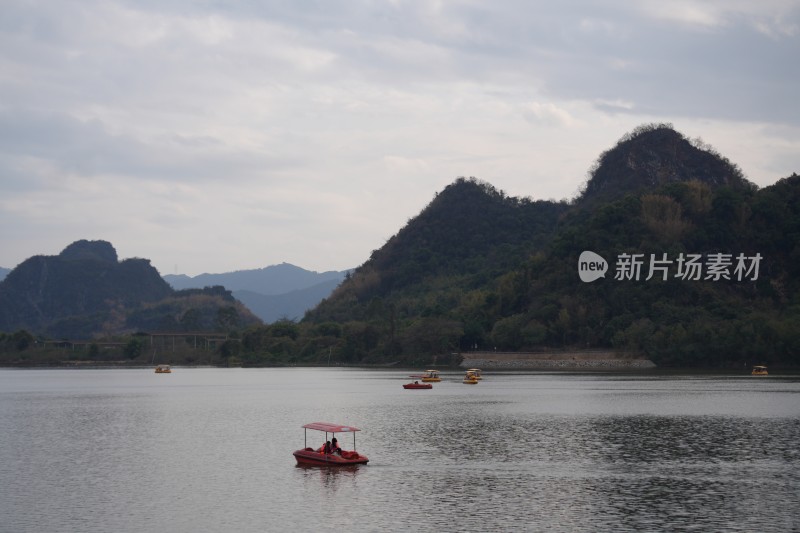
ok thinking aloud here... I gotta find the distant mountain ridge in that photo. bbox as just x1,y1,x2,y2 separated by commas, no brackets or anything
0,246,350,331
233,279,343,323
163,263,351,322
163,263,348,294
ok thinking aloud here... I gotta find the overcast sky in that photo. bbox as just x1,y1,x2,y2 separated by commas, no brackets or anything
1,1,798,276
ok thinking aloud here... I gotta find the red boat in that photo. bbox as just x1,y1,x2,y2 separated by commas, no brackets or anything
403,381,432,389
293,422,369,466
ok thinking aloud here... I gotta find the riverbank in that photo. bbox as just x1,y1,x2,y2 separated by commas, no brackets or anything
459,350,656,370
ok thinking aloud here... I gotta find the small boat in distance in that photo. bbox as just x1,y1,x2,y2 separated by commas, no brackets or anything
421,370,441,382
466,368,483,380
751,365,768,376
403,381,432,390
463,371,479,384
293,422,369,466
154,365,171,374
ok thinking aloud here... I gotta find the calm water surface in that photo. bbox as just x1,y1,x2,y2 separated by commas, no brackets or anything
0,368,798,532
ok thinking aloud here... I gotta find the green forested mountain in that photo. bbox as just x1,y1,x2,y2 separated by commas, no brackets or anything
290,124,798,367
0,240,260,338
307,177,568,323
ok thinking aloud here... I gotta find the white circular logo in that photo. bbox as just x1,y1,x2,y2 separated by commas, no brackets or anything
578,251,608,282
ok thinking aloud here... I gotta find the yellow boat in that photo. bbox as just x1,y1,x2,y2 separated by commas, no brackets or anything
466,368,483,380
463,371,479,384
421,370,441,383
154,364,172,374
751,365,768,376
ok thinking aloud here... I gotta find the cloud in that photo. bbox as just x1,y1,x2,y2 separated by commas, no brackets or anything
0,109,300,185
0,0,798,274
637,0,800,36
522,102,576,127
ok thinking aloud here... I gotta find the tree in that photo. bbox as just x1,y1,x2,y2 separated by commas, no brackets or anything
216,306,240,331
641,194,690,242
124,338,143,359
12,330,35,351
219,339,241,359
180,309,203,331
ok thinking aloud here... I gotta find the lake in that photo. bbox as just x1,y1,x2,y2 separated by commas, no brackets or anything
0,368,798,532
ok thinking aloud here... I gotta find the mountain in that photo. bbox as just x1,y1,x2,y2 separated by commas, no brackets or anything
305,177,567,324
294,124,800,367
164,262,348,294
0,240,260,338
0,240,171,334
0,267,9,282
233,279,343,323
578,123,754,206
163,263,350,323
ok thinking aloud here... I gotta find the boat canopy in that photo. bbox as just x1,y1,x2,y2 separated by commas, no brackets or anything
302,422,360,433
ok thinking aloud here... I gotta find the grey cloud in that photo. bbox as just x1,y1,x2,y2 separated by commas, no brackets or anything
554,15,800,124
0,109,302,188
1,0,798,273
7,1,796,125
233,1,800,126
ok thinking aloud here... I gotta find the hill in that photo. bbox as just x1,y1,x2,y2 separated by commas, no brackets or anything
306,177,568,324
0,240,260,338
164,262,348,294
163,263,350,323
233,279,344,323
0,267,9,282
293,124,799,367
578,123,754,205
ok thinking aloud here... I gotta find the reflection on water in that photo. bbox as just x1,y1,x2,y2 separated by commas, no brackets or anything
379,407,800,532
0,369,798,532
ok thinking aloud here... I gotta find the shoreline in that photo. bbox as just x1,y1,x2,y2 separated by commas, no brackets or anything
459,350,656,370
460,358,657,370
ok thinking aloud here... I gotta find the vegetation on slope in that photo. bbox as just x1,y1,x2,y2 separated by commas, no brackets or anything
0,240,260,340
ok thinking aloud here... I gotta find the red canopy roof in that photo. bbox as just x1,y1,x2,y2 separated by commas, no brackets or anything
302,422,360,433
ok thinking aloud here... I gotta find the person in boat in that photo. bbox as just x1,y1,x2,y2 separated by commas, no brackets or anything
330,437,341,455
318,440,332,454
